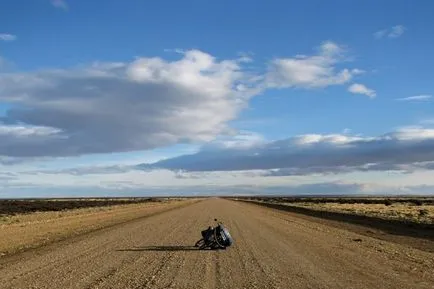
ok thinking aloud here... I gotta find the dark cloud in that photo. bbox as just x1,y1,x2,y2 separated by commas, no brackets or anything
145,128,434,174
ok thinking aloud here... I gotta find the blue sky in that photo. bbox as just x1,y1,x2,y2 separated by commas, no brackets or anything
1,0,434,197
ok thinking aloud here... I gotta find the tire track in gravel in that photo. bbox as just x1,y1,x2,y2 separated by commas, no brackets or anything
230,220,279,289
0,201,199,289
87,201,212,289
86,206,197,289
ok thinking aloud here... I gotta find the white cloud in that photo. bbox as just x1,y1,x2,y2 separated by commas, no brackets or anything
51,0,68,10
292,134,363,146
0,34,16,42
202,131,265,150
5,126,434,197
0,124,62,137
348,83,376,98
4,165,434,197
396,95,432,102
387,126,434,141
266,41,362,89
0,42,371,159
351,69,365,75
374,25,406,39
0,50,258,157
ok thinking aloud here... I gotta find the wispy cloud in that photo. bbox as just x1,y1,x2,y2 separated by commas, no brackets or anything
348,83,376,98
373,29,388,39
374,25,406,39
389,25,407,38
0,34,17,42
396,95,432,102
51,0,68,10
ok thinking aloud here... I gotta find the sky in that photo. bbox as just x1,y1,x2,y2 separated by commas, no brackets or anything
1,0,434,197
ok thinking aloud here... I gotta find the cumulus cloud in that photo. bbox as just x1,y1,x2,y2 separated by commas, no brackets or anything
145,127,434,175
0,42,372,159
0,34,16,42
396,95,432,102
374,25,406,39
51,0,68,10
348,83,376,98
0,50,257,157
266,41,361,89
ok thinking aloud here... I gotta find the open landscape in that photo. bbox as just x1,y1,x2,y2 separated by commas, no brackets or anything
0,198,198,256
2,1,434,288
0,197,433,289
232,196,434,224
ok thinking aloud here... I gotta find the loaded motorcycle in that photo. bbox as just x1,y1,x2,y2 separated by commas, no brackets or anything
195,219,233,250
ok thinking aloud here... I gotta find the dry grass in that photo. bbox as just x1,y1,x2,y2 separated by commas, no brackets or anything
0,198,165,216
0,199,197,256
282,202,434,224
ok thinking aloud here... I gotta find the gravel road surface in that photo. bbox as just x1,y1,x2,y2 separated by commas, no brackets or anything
0,198,432,289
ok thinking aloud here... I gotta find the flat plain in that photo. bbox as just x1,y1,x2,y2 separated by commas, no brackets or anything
0,198,433,289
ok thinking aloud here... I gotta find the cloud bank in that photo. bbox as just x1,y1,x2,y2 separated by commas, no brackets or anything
0,50,257,157
4,126,434,197
146,127,434,175
0,43,369,159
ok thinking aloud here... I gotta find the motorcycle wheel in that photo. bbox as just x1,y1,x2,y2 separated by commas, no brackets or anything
195,238,205,247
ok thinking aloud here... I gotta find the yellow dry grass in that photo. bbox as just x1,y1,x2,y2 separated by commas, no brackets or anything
0,199,197,256
283,202,434,224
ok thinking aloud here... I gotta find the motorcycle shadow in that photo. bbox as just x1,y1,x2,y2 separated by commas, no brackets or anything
117,245,204,252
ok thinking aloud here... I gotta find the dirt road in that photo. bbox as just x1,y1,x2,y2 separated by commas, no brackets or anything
0,198,433,289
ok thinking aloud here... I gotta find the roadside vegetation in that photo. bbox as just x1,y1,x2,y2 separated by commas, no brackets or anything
233,197,434,224
0,198,168,217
